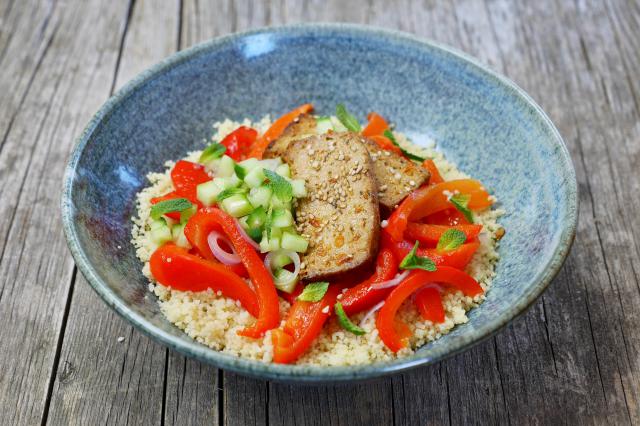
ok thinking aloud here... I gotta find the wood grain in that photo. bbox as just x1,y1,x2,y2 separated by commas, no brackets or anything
0,0,638,425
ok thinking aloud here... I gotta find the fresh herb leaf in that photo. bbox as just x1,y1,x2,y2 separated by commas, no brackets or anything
449,193,474,223
199,142,226,163
336,104,361,132
180,205,197,223
399,241,437,271
265,206,273,239
383,130,426,162
234,163,247,180
297,281,329,302
150,198,193,220
264,169,293,202
215,187,246,202
436,229,466,252
335,302,366,335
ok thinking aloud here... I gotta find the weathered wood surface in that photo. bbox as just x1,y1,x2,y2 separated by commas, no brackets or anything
0,0,638,424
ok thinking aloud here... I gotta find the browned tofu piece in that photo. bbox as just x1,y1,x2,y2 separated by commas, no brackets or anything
263,113,317,159
285,133,380,281
362,139,430,209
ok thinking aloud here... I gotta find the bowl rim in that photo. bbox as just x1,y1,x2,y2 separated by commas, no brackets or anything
61,22,578,383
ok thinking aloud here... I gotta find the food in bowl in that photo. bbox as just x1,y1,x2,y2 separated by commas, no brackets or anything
131,104,505,365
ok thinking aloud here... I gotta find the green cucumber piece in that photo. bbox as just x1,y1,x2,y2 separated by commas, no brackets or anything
246,227,263,242
221,194,253,217
281,231,308,253
259,158,282,171
248,185,272,208
316,116,334,134
239,158,261,172
247,206,267,229
244,167,266,188
150,219,172,245
330,116,348,132
271,208,293,228
211,155,235,177
259,231,281,253
290,179,306,198
275,164,291,178
270,196,291,210
196,181,222,207
171,223,191,248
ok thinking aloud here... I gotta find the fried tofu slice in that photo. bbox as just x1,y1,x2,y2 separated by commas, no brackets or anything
263,113,317,159
285,133,380,281
362,139,430,210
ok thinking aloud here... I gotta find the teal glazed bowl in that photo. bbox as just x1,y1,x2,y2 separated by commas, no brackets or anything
61,24,577,383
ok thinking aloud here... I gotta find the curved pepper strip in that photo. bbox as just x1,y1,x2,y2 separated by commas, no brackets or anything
385,179,493,242
424,208,471,226
422,159,444,184
183,210,248,277
382,230,480,270
405,223,483,247
219,126,258,161
272,283,343,364
340,248,398,315
187,208,280,338
149,244,259,317
247,104,314,159
414,286,445,323
376,268,483,351
362,112,389,137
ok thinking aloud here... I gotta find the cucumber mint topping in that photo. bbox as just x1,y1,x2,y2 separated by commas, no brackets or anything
150,198,193,220
436,229,466,252
336,104,361,132
449,193,474,223
297,281,329,302
199,142,226,164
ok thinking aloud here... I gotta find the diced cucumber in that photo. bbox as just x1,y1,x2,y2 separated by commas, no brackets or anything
197,181,223,207
272,208,293,228
259,231,281,253
270,196,291,210
281,231,308,253
330,116,348,132
214,175,242,190
316,116,334,134
221,194,253,217
271,252,293,269
247,206,267,229
248,185,272,208
259,158,282,171
238,216,250,229
239,158,261,172
290,179,306,198
273,268,298,293
150,219,172,245
246,227,262,242
275,164,291,178
244,167,266,188
269,226,283,240
211,155,235,177
171,223,191,248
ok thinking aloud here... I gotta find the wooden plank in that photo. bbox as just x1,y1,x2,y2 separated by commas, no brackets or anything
0,1,132,424
44,1,189,425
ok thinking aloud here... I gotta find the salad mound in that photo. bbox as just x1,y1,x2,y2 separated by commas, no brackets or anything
131,104,504,365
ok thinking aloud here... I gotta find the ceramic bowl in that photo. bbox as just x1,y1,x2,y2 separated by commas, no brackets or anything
62,24,577,383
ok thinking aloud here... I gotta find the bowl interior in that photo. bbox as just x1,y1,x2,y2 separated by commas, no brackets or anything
63,25,576,382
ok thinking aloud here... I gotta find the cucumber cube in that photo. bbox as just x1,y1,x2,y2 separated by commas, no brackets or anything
150,219,172,245
281,231,308,253
244,167,266,188
221,194,253,217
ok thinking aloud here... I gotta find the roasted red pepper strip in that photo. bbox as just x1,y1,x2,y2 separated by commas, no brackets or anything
247,104,314,159
340,248,398,315
414,286,445,323
150,244,258,317
368,135,404,155
422,159,444,184
219,126,258,161
150,191,182,221
272,283,343,364
377,268,483,351
405,223,483,247
183,210,248,277
385,180,493,242
170,160,212,205
424,208,471,226
382,230,480,270
185,208,280,337
362,112,390,137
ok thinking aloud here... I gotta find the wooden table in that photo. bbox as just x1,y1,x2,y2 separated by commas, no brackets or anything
1,0,638,424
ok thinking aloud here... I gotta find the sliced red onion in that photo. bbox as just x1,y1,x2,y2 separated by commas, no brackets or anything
235,219,260,250
264,250,300,289
360,300,385,327
370,270,410,290
208,231,241,265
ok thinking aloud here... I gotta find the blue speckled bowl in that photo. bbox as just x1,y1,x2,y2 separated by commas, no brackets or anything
61,24,577,383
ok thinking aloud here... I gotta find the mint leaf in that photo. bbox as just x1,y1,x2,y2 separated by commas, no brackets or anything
436,229,466,252
150,198,193,220
450,193,474,223
335,302,366,335
297,282,329,302
199,142,226,163
336,104,361,132
215,187,246,202
399,241,437,271
383,129,425,162
264,169,293,202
